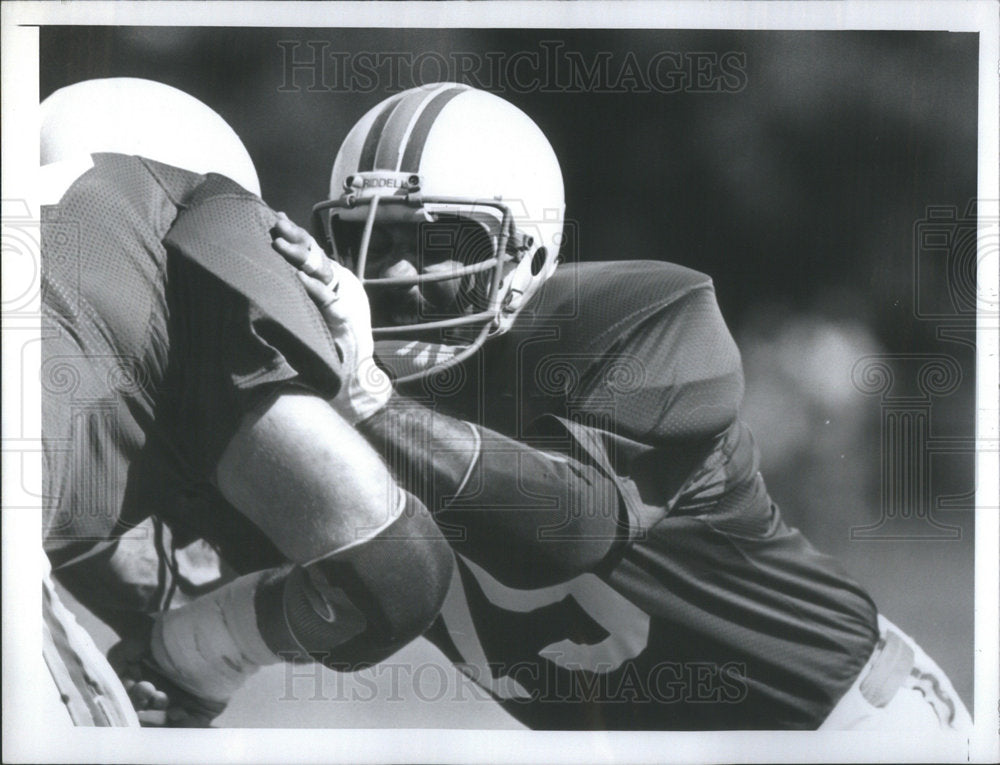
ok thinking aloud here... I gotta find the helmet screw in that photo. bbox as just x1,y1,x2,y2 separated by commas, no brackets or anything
407,174,421,189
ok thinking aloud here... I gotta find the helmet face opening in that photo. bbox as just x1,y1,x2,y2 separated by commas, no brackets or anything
360,216,501,328
312,193,522,339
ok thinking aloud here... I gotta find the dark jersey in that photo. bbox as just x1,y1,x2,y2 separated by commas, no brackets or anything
42,153,341,567
389,261,879,729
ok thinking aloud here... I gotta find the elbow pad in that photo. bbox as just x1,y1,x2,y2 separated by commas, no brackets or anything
359,402,628,588
255,491,453,670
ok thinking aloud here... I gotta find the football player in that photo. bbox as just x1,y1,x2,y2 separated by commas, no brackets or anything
274,82,972,732
38,78,459,726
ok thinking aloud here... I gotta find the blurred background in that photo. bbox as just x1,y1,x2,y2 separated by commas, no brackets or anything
41,27,978,727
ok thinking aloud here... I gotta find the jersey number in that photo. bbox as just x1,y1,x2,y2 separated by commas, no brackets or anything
440,555,651,700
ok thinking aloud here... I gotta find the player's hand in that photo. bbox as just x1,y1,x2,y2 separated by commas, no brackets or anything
108,630,227,728
272,213,392,423
270,212,338,284
107,633,170,726
271,213,375,361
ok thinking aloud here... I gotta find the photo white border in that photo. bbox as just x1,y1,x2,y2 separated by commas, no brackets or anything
3,2,997,763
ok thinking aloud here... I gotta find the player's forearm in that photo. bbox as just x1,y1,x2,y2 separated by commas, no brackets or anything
356,396,628,587
149,494,452,711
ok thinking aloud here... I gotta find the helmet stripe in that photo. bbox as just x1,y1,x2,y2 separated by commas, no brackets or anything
358,94,404,172
399,85,467,172
373,87,440,171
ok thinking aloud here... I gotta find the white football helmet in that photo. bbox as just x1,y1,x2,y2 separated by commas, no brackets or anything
312,83,565,381
41,77,260,196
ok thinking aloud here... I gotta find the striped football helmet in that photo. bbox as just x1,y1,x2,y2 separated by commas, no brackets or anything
312,83,565,381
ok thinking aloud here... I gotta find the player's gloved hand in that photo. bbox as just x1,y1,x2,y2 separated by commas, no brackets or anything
107,623,228,727
272,212,392,423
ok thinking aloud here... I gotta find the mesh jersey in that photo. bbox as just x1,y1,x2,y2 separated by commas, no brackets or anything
393,261,879,729
42,153,341,564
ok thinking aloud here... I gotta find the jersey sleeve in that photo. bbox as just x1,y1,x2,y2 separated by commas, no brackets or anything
162,174,346,399
515,261,748,537
570,261,744,445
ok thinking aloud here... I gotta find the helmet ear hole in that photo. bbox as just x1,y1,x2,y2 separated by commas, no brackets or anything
530,247,548,276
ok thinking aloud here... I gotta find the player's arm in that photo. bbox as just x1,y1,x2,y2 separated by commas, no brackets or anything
355,399,628,588
117,392,453,726
115,252,448,724
77,198,447,726
361,267,749,587
272,217,629,587
52,400,454,727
